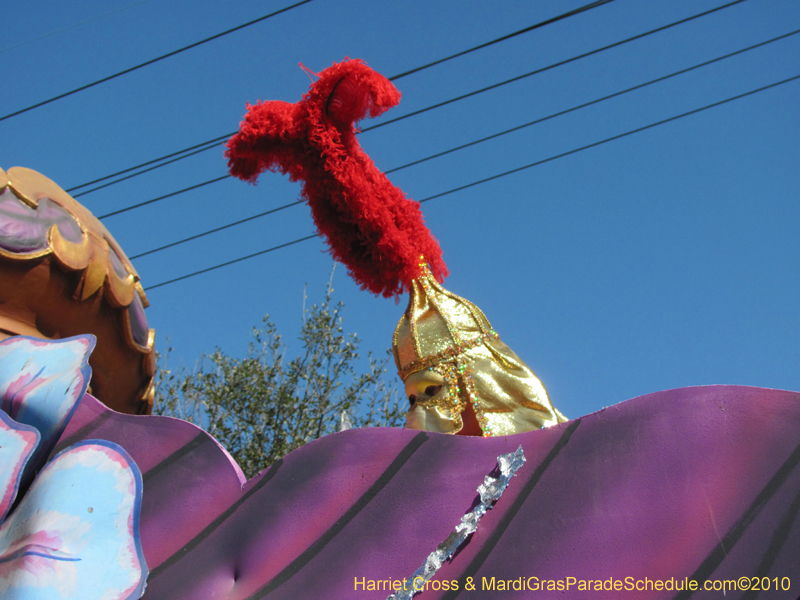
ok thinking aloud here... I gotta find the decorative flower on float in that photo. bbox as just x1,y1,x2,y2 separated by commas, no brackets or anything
0,335,147,599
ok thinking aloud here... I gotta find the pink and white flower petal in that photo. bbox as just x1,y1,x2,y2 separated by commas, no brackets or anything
0,335,94,475
0,412,39,522
0,441,147,600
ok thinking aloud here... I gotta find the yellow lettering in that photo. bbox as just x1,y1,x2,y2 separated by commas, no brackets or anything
625,576,634,591
482,577,496,590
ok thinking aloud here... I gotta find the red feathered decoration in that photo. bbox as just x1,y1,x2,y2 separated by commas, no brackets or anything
226,58,447,299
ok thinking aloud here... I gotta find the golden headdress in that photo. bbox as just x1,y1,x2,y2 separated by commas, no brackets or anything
394,262,566,436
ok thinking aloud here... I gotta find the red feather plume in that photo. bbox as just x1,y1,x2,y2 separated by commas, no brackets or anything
225,58,447,298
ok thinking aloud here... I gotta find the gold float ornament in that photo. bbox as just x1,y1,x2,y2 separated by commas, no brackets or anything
394,261,566,437
0,166,155,414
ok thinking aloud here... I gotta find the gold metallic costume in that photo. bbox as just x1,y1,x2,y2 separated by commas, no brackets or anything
394,262,566,437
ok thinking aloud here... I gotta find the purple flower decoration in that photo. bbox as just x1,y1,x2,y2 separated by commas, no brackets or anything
0,336,147,599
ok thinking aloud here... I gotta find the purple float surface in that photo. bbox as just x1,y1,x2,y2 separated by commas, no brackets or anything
54,385,800,599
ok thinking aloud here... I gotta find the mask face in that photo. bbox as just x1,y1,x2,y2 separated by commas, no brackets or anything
403,368,458,434
403,368,445,406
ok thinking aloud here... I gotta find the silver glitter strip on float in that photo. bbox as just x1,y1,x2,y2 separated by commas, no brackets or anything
386,446,526,600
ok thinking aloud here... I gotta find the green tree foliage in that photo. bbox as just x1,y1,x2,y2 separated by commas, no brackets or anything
154,277,405,479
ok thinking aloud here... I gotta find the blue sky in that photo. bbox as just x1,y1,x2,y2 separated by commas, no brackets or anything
2,0,798,421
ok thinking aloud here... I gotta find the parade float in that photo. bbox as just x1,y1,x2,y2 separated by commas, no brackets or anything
0,166,155,416
0,59,798,599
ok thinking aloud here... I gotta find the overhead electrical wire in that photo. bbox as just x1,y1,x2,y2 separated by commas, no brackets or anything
62,0,618,194
383,27,800,174
145,72,800,291
389,0,614,80
73,145,228,199
68,134,230,194
98,175,230,219
128,200,303,259
360,0,747,133
413,75,800,203
66,0,745,196
103,27,798,241
147,235,317,290
0,0,313,123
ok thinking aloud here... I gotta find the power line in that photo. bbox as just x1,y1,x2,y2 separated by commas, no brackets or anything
67,135,229,193
388,0,614,80
147,235,317,289
144,71,800,290
415,74,800,204
74,145,227,199
113,27,797,241
66,0,746,196
72,140,230,197
384,28,800,174
63,0,619,194
128,200,302,259
361,0,748,133
98,175,230,219
0,0,313,123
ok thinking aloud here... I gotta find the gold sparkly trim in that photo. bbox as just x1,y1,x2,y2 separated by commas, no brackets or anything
392,325,403,372
413,363,465,414
397,330,499,380
409,275,424,360
421,359,502,437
